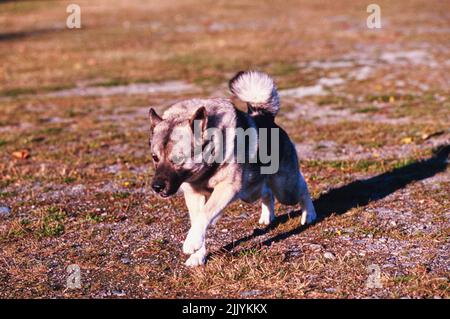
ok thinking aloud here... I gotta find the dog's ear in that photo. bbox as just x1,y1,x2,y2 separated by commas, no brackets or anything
149,108,162,129
190,106,208,132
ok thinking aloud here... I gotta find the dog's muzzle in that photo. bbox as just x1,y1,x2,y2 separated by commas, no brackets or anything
151,178,179,198
151,180,166,194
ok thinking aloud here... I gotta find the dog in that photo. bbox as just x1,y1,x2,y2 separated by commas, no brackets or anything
148,71,316,266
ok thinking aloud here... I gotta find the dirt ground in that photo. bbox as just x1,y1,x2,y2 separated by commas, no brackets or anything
0,0,449,298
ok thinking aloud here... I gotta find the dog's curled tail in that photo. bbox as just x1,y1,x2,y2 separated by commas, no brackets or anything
229,71,280,118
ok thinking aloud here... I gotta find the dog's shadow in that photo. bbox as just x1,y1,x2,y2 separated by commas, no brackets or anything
213,144,449,257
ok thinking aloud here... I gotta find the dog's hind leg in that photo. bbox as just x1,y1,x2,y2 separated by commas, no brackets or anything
258,185,274,225
270,170,316,225
297,173,316,225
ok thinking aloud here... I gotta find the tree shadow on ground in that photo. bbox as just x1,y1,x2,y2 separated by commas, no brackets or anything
217,144,449,255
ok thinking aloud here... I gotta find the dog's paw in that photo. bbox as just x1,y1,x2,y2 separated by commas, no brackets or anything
301,209,317,225
185,253,206,267
306,209,317,224
182,227,204,255
258,214,273,226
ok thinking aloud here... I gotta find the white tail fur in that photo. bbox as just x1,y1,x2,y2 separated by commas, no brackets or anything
229,71,280,117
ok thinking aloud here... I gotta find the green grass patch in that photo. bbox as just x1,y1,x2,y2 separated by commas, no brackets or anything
113,191,131,199
40,207,66,237
63,177,77,184
392,158,417,169
38,127,64,135
305,159,385,173
0,191,17,198
85,212,104,223
0,84,75,97
366,93,415,103
268,61,298,76
355,106,379,113
393,275,416,284
237,248,262,257
1,87,37,97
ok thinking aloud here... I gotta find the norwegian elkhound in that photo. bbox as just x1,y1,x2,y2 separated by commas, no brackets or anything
148,71,316,266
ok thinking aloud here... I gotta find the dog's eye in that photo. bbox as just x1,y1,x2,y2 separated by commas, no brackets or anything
152,154,159,162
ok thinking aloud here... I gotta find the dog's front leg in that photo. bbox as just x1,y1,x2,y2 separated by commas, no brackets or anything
182,183,206,257
183,182,237,266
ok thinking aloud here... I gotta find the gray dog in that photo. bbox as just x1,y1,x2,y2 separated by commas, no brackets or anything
148,71,316,266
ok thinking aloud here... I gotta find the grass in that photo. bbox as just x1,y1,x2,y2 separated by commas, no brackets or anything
354,106,379,114
40,207,66,237
0,84,76,97
85,212,105,223
289,120,448,148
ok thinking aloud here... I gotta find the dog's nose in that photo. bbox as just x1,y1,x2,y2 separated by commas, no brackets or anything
152,180,166,193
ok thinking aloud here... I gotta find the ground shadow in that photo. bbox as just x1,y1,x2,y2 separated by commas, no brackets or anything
0,27,75,42
0,28,64,42
217,144,449,255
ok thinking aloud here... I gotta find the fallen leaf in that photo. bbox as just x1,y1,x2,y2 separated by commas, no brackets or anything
401,137,413,144
421,130,445,140
12,150,30,159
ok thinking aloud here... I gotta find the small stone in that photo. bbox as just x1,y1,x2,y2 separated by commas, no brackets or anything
70,185,85,195
239,290,261,297
112,289,126,297
324,287,336,293
120,258,130,265
324,252,336,260
0,206,11,217
288,250,302,258
309,244,322,251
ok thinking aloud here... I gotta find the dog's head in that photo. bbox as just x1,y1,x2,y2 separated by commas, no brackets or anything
148,107,208,197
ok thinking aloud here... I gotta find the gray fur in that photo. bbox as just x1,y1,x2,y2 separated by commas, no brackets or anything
148,71,316,266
